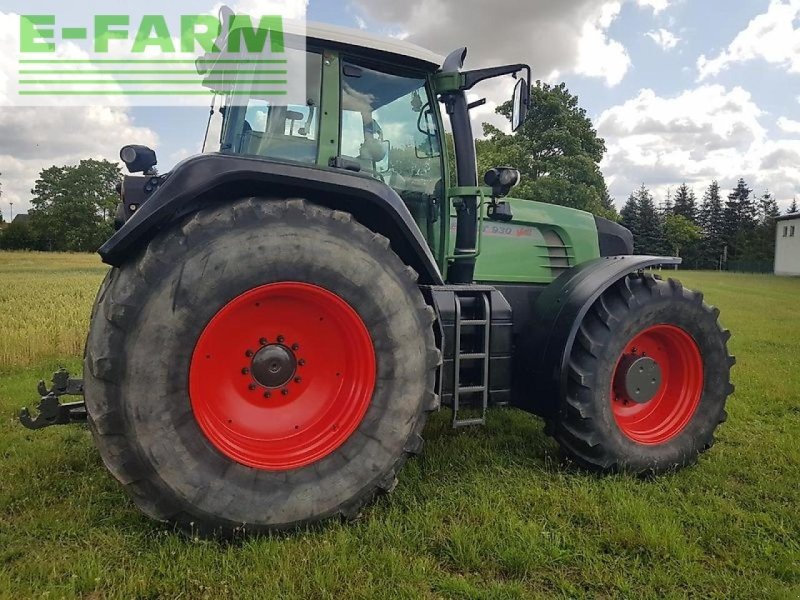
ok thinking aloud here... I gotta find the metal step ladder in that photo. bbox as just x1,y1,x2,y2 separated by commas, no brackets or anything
452,291,491,428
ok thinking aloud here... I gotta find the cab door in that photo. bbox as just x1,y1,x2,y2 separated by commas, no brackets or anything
337,56,446,256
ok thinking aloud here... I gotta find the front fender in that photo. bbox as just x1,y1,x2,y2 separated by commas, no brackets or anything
518,255,681,417
100,153,444,285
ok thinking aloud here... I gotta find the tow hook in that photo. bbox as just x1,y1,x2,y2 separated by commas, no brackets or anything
20,368,86,430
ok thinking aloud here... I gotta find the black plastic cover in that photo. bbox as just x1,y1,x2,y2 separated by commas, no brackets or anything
595,216,634,256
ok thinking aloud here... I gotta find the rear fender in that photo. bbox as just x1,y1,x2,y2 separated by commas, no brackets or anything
517,255,681,417
100,153,444,285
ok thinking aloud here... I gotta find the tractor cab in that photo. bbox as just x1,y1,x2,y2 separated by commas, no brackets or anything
200,21,529,263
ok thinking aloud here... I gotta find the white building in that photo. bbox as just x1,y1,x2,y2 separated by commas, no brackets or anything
775,213,800,276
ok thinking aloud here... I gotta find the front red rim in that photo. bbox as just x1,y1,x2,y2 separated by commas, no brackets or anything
610,324,704,445
189,282,376,471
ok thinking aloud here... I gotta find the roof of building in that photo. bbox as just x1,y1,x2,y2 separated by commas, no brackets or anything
12,213,30,224
304,22,445,69
776,212,800,222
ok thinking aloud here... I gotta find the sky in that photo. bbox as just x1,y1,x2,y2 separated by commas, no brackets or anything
0,0,799,217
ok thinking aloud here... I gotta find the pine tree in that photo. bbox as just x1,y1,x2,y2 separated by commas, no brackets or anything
699,181,725,269
660,187,674,217
635,185,664,255
788,198,799,215
673,183,698,223
759,191,781,224
599,188,619,219
723,178,756,262
754,191,781,263
620,192,640,245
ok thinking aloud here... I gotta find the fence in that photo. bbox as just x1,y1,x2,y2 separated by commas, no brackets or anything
725,260,773,274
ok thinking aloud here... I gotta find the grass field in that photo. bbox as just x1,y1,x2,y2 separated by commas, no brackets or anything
1,251,799,599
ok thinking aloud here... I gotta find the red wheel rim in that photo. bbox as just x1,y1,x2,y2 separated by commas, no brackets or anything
610,324,703,445
189,282,376,471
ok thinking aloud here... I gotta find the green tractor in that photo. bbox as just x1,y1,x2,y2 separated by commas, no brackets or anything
22,18,733,536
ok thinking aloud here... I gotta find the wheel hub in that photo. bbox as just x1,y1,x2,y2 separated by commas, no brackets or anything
251,344,296,388
610,324,704,445
615,354,662,404
189,282,376,471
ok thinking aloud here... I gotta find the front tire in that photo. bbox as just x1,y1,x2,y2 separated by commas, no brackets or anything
552,273,734,474
84,198,439,535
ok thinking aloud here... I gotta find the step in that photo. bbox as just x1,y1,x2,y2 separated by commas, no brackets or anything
452,417,486,428
457,385,487,394
459,353,487,360
460,319,487,326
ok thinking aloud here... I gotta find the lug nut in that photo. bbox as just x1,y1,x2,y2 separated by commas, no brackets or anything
277,335,285,343
281,388,289,396
241,367,249,375
298,359,305,366
259,337,268,346
292,343,300,351
248,383,257,391
245,349,254,357
264,391,271,399
294,377,302,384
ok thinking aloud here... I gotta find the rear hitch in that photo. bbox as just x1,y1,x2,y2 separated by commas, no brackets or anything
20,368,87,430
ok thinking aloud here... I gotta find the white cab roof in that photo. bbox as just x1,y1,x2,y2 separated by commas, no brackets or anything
304,22,445,69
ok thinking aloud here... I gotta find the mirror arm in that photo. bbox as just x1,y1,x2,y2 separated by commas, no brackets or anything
467,98,487,110
462,64,531,96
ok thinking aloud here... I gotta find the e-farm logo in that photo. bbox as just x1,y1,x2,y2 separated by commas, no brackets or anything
15,13,290,101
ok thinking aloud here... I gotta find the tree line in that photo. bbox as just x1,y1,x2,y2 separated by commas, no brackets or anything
0,160,121,252
620,180,790,271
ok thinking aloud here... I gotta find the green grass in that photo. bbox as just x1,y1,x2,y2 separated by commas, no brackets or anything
1,253,799,599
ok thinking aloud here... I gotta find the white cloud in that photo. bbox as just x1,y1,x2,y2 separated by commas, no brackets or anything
0,107,159,214
349,0,632,139
637,0,670,13
351,0,630,85
598,85,800,209
778,116,800,134
576,3,632,86
227,0,308,20
645,28,681,50
0,11,158,214
697,0,800,80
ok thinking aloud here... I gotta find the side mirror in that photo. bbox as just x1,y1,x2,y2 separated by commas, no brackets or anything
376,141,392,173
511,78,529,132
415,107,441,159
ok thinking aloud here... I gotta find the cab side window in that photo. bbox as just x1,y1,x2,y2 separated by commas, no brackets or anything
220,50,323,164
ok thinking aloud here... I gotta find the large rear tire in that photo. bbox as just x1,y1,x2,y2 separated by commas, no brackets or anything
552,273,734,474
84,198,439,535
